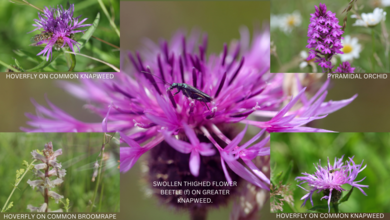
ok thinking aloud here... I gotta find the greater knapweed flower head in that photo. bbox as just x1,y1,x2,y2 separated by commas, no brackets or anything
296,156,368,213
29,4,91,60
27,142,65,212
351,8,387,27
335,61,355,73
23,28,357,215
307,3,344,71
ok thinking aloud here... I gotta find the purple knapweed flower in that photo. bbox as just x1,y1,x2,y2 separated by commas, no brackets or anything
335,61,355,73
30,4,91,60
296,156,368,213
23,28,357,191
306,3,345,72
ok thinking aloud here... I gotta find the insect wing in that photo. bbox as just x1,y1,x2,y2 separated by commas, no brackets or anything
184,85,212,102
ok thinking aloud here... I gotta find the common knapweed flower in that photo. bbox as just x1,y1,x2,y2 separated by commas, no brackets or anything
23,28,357,215
307,3,344,71
29,4,91,60
27,142,66,212
296,156,368,213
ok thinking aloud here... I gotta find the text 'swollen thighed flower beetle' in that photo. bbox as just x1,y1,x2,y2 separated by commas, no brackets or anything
143,70,213,110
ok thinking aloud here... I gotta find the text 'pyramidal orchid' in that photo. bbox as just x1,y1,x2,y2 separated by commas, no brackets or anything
23,28,357,211
296,156,368,213
30,4,91,60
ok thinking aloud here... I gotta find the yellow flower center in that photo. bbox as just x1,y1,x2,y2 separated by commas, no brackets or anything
342,44,353,54
287,17,295,26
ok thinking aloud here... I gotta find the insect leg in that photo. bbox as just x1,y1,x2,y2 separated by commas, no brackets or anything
173,88,181,96
202,102,210,110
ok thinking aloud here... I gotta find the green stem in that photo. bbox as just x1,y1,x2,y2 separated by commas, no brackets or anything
372,28,375,72
332,203,339,213
1,160,36,213
89,134,107,212
97,0,120,38
0,60,20,72
21,0,43,12
64,51,120,72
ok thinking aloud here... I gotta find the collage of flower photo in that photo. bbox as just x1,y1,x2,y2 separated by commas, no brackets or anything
1,1,390,220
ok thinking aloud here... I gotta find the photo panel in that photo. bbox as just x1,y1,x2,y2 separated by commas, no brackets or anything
271,0,390,74
271,132,390,215
0,132,119,213
0,0,119,72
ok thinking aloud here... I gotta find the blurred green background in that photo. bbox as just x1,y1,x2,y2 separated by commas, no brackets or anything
271,0,390,73
0,132,120,212
271,133,390,213
0,0,119,72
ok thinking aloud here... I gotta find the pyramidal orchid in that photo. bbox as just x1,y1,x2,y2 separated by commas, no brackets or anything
306,3,354,73
23,28,357,195
29,4,91,60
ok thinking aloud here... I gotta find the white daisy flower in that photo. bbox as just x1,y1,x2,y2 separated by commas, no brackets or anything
279,11,302,33
271,14,282,30
371,0,390,7
299,51,317,72
382,0,390,7
339,35,362,62
351,8,387,27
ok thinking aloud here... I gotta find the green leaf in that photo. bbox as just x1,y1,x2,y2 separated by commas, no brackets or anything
25,51,61,72
14,59,24,72
13,49,42,64
4,201,13,212
77,13,100,52
338,187,354,204
309,205,329,212
282,161,293,184
63,48,76,72
274,171,283,183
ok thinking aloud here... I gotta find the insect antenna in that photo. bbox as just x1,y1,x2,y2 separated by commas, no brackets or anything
140,70,170,86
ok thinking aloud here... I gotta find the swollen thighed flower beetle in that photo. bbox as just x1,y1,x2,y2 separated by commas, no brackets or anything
142,71,213,110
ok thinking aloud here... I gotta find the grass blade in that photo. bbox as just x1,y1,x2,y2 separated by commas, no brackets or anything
63,48,77,72
77,13,100,51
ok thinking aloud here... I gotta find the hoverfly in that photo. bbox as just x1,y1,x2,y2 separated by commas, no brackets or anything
31,32,76,50
31,32,54,46
329,168,341,173
53,34,75,50
141,71,212,110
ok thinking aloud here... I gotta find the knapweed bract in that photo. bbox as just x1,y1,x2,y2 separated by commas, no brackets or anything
29,4,91,60
23,27,357,215
296,156,368,213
